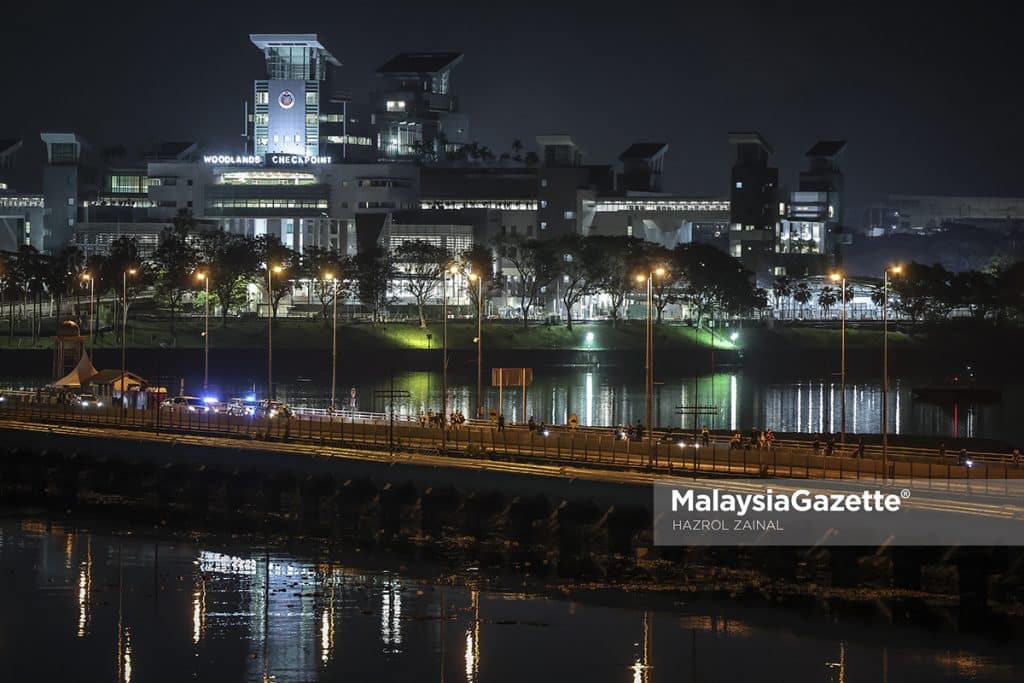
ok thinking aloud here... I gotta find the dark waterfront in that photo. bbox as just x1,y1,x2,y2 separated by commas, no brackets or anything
6,352,1023,446
0,514,1020,683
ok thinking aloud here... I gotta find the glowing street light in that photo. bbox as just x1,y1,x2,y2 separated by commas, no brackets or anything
195,272,210,391
637,267,668,454
468,271,483,419
831,271,847,444
121,268,138,420
883,264,902,478
81,272,95,356
267,264,284,400
324,271,338,412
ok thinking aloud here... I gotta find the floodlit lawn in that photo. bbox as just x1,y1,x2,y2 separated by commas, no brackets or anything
0,318,739,351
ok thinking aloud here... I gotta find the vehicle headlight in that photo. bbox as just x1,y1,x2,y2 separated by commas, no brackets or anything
97,402,103,407
269,410,277,418
188,406,196,412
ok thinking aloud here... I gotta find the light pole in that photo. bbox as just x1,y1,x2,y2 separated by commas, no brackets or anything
468,272,483,419
121,268,137,420
81,273,95,356
882,265,902,479
324,272,338,412
831,272,846,444
442,264,458,441
267,264,283,400
195,272,210,392
636,267,666,454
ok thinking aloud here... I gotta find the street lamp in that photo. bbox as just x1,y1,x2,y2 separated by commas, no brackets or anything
468,272,483,419
324,271,338,412
882,265,902,479
442,263,458,441
636,266,666,453
121,268,137,420
267,264,283,400
81,273,95,356
830,272,847,444
195,272,210,392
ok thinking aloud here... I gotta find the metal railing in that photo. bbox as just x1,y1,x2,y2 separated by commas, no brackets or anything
1,397,1021,489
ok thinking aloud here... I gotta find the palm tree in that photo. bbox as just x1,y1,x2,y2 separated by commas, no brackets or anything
818,286,838,318
511,139,523,163
771,276,791,318
792,281,811,318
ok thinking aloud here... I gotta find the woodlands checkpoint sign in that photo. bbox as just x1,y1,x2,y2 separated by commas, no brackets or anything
202,154,333,166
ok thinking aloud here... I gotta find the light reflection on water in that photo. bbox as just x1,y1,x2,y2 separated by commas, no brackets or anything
3,368,1021,442
1,519,1021,682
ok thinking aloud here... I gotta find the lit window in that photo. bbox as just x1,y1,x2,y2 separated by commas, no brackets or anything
735,181,743,189
563,211,575,220
540,222,548,230
386,100,406,112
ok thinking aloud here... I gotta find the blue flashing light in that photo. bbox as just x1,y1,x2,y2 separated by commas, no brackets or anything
245,394,256,402
202,396,219,404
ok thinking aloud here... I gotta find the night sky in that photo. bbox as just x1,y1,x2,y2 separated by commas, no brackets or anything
3,1,1023,204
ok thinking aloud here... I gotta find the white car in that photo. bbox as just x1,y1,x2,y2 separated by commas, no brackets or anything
74,393,104,408
161,396,209,413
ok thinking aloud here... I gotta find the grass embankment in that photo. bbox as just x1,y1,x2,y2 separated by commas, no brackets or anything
0,320,740,353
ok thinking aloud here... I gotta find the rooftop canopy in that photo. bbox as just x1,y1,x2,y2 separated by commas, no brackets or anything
377,52,464,75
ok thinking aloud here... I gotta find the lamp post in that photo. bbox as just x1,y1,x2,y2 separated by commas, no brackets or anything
636,267,666,454
121,268,137,420
324,272,338,412
195,272,210,392
442,264,458,443
882,265,902,479
267,264,283,400
81,273,95,356
831,272,847,444
468,272,483,419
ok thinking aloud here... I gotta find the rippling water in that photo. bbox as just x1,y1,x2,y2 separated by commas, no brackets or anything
0,516,1020,682
4,367,1022,444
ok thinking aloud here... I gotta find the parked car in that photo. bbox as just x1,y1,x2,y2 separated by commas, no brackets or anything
161,396,209,413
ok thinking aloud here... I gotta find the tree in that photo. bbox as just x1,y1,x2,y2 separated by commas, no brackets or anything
951,270,997,322
551,235,602,330
792,281,812,317
44,244,84,324
197,231,260,327
353,246,396,323
890,262,954,322
588,236,646,327
304,246,351,328
393,240,450,328
256,234,297,322
995,261,1024,322
818,286,838,317
511,139,524,163
672,243,756,328
771,276,791,318
641,244,677,323
461,244,498,324
496,235,556,328
150,211,199,335
101,237,150,341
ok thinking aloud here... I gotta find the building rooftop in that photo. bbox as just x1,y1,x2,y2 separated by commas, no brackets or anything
618,143,668,161
377,52,464,75
0,139,21,157
148,141,197,161
805,140,847,157
727,131,773,154
249,34,341,66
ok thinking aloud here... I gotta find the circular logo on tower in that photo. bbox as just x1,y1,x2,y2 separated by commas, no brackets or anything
278,90,295,109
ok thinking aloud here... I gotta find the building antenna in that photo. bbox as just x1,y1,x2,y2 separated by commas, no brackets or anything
242,101,249,154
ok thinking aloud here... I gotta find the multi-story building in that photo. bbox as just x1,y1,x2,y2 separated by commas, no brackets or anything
862,194,1024,235
372,53,469,160
727,132,780,278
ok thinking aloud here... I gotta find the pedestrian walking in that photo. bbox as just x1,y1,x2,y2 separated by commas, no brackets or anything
626,421,635,441
938,442,946,459
497,414,505,432
857,437,865,458
701,425,710,446
1013,448,1022,466
528,416,536,431
635,422,644,442
812,436,821,455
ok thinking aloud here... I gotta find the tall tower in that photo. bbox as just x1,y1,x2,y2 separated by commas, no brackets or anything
249,34,342,158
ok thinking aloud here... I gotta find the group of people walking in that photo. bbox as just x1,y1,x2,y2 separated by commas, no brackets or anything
418,410,468,429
